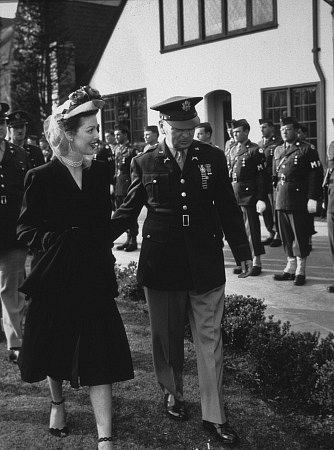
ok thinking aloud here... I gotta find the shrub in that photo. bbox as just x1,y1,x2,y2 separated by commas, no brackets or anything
222,294,266,351
313,361,334,413
115,262,145,303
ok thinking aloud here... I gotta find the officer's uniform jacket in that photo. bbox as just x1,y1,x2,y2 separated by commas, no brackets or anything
111,139,252,293
273,139,322,211
0,140,29,249
96,143,115,180
224,138,236,159
258,135,283,194
228,139,266,206
113,142,137,196
24,143,44,168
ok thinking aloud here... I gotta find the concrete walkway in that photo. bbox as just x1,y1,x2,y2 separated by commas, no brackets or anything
113,210,334,338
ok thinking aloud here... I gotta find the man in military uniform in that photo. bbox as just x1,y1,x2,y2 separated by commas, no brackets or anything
7,110,44,168
224,120,236,159
113,125,138,251
258,118,283,247
228,119,266,276
110,96,252,446
195,122,218,147
0,103,29,362
143,125,159,153
39,133,52,163
273,117,322,286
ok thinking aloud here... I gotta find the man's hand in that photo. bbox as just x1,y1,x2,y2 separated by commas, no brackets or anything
307,199,317,214
238,259,253,278
256,200,266,214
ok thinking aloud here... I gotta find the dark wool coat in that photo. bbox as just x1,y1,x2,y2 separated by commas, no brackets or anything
16,158,133,386
258,135,283,194
0,140,29,250
111,139,252,293
23,143,44,168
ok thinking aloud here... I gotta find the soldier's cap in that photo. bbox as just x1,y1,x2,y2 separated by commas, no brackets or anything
226,120,235,129
232,119,250,130
0,102,9,120
259,118,273,126
7,110,29,127
150,96,202,129
280,116,299,127
144,125,159,134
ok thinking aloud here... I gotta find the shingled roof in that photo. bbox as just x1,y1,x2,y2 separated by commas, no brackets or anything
47,0,126,86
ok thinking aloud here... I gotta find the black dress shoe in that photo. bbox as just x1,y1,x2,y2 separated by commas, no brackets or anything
116,242,129,250
294,275,306,286
8,348,20,363
270,238,282,247
250,266,262,276
203,420,239,446
262,236,274,245
233,266,242,274
164,394,188,421
327,285,334,293
273,272,295,281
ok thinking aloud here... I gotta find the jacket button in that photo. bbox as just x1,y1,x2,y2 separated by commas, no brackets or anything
183,205,187,210
147,234,151,238
282,165,285,168
153,179,157,184
0,184,4,188
180,179,185,184
245,187,249,191
181,192,186,197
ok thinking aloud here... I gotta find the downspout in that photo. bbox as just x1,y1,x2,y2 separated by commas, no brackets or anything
312,0,327,167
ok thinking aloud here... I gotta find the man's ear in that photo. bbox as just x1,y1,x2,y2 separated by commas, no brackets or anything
159,120,166,135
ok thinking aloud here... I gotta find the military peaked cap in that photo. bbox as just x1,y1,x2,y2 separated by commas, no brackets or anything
226,120,235,129
259,118,273,126
232,119,250,130
0,102,9,119
150,96,202,129
7,110,29,127
280,116,299,127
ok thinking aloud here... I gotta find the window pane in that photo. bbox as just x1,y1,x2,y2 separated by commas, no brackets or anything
291,86,317,145
183,0,200,42
263,89,288,127
227,0,246,32
204,0,222,36
252,0,273,26
163,0,178,46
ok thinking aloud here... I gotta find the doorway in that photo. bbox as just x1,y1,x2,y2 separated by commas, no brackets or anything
203,90,232,149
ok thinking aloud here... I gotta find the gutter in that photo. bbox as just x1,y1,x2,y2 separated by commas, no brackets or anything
312,0,327,166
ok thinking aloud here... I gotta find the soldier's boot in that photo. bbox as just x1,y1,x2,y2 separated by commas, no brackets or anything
125,235,138,252
116,231,131,250
294,257,306,285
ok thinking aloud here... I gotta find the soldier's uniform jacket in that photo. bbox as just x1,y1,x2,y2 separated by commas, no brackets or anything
113,142,137,196
224,138,236,159
258,135,283,194
228,139,266,206
111,139,252,293
273,139,322,211
96,143,115,180
0,140,29,249
24,143,44,168
326,141,334,214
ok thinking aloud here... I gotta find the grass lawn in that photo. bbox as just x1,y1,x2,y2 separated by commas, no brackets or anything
0,299,331,449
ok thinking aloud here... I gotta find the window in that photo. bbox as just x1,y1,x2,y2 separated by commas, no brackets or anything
159,0,277,52
102,89,147,143
262,84,318,148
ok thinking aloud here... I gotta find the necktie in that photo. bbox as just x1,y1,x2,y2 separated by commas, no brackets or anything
175,150,185,170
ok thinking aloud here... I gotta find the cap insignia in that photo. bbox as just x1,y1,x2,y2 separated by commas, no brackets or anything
181,100,191,111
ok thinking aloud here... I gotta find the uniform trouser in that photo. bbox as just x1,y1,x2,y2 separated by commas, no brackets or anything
0,248,27,349
277,210,311,258
144,284,226,424
327,212,334,267
115,195,138,238
240,205,265,257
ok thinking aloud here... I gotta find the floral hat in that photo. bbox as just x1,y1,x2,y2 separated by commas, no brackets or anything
60,86,105,119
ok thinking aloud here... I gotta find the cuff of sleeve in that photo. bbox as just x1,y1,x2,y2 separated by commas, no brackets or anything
231,243,252,263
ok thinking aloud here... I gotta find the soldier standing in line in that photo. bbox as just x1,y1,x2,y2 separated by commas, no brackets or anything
194,122,219,147
273,117,322,286
325,136,334,293
7,110,44,168
110,96,252,446
229,119,266,276
142,125,159,153
224,120,236,159
113,125,138,251
0,103,30,363
258,118,283,247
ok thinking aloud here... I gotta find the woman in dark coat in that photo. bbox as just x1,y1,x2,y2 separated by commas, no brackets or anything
17,86,133,449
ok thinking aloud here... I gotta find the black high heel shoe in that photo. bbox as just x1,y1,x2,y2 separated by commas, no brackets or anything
49,398,69,437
